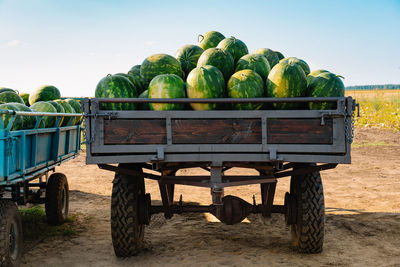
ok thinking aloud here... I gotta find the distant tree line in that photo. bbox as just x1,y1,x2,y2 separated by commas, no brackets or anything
346,84,400,90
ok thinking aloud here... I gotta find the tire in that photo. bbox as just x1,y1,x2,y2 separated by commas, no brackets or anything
111,165,145,257
290,166,325,253
45,173,69,225
0,200,22,267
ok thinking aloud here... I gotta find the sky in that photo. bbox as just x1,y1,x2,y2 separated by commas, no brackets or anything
0,0,399,97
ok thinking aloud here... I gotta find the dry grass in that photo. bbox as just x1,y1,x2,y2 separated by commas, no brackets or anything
346,89,400,131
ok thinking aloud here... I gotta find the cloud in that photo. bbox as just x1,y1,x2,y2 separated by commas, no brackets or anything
7,40,21,47
144,40,155,46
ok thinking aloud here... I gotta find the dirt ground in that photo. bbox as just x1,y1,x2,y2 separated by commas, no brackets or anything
21,128,400,267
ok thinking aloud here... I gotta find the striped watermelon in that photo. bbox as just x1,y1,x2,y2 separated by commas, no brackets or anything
235,54,271,81
127,65,146,94
29,85,61,105
30,101,57,128
198,31,225,50
280,57,310,75
95,74,138,110
217,37,249,63
0,87,17,94
140,54,183,85
175,45,204,78
55,99,75,126
148,74,185,111
274,50,285,60
65,98,82,125
197,48,234,81
253,48,280,68
0,103,24,130
47,100,65,126
186,65,225,110
306,69,330,85
308,72,345,109
13,103,37,129
138,89,150,110
267,61,307,109
0,91,25,104
227,70,265,110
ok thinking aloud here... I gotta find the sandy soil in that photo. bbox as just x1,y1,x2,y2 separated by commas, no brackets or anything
21,128,400,267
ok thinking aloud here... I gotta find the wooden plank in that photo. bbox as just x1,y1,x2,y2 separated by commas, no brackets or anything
172,119,261,144
104,119,166,144
267,118,333,144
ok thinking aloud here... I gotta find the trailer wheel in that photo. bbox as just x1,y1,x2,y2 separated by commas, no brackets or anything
0,200,22,267
45,173,69,225
111,166,145,257
290,167,325,253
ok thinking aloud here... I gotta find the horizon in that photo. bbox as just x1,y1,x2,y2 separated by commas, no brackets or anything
1,0,399,97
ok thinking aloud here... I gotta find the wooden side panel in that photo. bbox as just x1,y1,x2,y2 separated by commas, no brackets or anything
172,119,261,144
267,118,333,144
104,119,166,144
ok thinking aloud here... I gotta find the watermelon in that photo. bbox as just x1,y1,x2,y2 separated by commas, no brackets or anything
0,103,23,130
198,31,225,50
253,48,280,68
306,69,330,85
95,74,138,110
148,74,185,111
65,99,82,125
140,54,183,85
30,101,57,128
12,103,37,129
186,65,225,110
47,100,65,126
126,67,146,94
0,91,25,104
227,70,265,110
235,54,271,81
175,45,204,78
274,50,285,60
217,37,249,63
138,89,150,110
266,61,307,109
279,57,310,75
308,72,345,110
29,85,61,105
0,87,17,94
197,48,235,81
54,100,75,126
19,93,30,106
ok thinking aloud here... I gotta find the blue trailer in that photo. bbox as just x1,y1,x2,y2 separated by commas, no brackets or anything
0,109,82,266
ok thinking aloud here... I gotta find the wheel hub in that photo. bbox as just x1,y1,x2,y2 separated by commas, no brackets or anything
284,192,297,225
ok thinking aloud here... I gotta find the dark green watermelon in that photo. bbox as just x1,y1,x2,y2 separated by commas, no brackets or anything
0,103,23,130
274,50,285,60
140,54,183,85
65,98,82,125
175,45,204,78
266,61,307,109
47,100,65,126
114,72,141,94
186,65,225,110
308,72,345,110
29,85,61,105
148,74,185,111
306,69,330,85
253,48,280,68
0,87,17,94
127,65,146,94
138,89,150,110
227,70,265,110
19,93,30,106
30,101,57,128
279,57,310,75
198,31,225,50
12,103,37,129
55,99,75,126
197,48,235,81
0,91,25,104
235,54,271,81
95,74,138,110
217,37,249,63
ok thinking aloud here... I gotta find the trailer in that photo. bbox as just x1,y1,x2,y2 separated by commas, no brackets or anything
0,109,82,266
83,96,357,256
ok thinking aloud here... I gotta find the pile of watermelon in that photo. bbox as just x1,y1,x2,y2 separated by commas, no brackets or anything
96,30,345,111
0,85,82,131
